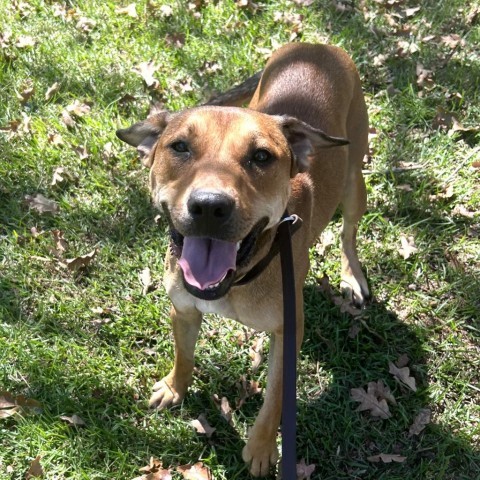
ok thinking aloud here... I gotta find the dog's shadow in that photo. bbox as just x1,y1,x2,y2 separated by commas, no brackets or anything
172,276,479,479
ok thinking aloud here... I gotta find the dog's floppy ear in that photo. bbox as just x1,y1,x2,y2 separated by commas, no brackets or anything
277,116,349,175
116,110,173,167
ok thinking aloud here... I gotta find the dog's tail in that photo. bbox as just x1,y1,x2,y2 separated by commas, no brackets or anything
203,71,262,107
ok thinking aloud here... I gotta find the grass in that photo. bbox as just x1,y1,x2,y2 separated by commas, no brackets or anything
1,0,479,479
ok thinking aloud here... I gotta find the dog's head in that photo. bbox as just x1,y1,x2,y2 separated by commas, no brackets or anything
117,105,347,300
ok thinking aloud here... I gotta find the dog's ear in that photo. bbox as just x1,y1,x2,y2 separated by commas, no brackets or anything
116,110,173,167
277,116,349,175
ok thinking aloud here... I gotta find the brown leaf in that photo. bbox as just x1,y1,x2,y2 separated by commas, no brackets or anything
133,61,160,89
66,100,91,117
177,462,211,480
416,64,434,88
396,353,410,368
249,336,265,372
296,458,315,479
51,166,73,187
165,33,186,48
60,414,86,427
441,34,464,49
190,413,216,438
389,361,417,391
62,249,97,272
408,408,431,437
236,376,262,409
159,5,174,17
292,0,315,5
212,395,233,424
350,381,394,419
139,267,153,295
24,193,59,214
61,110,76,128
45,82,60,100
367,453,406,463
133,457,172,479
116,3,138,18
75,144,89,160
452,204,475,218
50,229,68,257
398,235,418,260
25,455,44,479
405,6,420,17
18,82,35,104
0,406,20,418
76,16,96,33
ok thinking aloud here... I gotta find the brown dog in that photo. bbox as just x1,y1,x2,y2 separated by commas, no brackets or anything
117,43,369,477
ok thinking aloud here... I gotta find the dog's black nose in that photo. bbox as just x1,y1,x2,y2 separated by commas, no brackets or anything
187,190,235,223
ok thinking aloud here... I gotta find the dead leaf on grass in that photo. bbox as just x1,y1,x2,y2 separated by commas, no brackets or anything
133,61,160,89
367,453,406,463
296,458,316,479
177,462,211,480
350,380,395,419
24,193,59,214
190,413,216,438
76,16,96,34
116,3,138,18
408,408,431,437
212,394,233,424
60,414,86,427
15,35,36,48
398,235,418,260
66,100,91,117
139,267,153,295
236,376,262,409
0,391,42,418
25,455,44,479
51,166,74,187
441,34,464,49
389,361,417,392
249,335,265,372
45,82,60,100
51,229,68,257
61,110,76,128
17,81,35,104
133,457,172,480
61,249,97,271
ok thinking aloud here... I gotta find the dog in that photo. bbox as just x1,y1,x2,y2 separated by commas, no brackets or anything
117,43,369,477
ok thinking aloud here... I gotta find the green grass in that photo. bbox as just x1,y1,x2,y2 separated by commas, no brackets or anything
1,0,479,479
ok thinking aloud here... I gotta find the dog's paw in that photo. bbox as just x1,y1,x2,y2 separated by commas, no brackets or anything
242,439,278,477
340,278,370,308
148,377,185,410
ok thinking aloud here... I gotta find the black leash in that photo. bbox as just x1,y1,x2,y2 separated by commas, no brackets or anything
277,213,299,480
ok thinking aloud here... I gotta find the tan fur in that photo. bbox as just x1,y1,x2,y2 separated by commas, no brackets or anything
117,43,369,477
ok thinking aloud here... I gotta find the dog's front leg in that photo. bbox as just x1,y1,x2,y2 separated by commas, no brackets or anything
149,305,202,409
242,330,283,476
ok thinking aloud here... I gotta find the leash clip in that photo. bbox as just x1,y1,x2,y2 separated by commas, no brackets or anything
279,214,301,225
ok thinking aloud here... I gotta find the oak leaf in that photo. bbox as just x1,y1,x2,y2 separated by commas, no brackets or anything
25,455,43,479
389,362,417,392
350,380,395,419
62,249,97,271
177,462,211,480
367,453,406,463
408,408,431,436
60,414,86,427
296,458,315,479
212,394,232,424
190,413,216,438
116,4,138,18
24,194,59,214
398,235,418,259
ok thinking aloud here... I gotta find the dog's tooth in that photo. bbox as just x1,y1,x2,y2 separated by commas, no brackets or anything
236,241,241,251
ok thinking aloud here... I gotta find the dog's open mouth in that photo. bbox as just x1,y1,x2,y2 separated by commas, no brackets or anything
171,218,268,301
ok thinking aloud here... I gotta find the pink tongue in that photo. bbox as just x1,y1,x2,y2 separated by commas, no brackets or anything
178,237,237,290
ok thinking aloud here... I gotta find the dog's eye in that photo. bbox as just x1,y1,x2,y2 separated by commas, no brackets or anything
252,149,273,165
170,141,189,154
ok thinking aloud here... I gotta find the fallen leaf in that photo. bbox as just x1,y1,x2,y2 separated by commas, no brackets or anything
350,381,395,419
398,235,418,260
116,3,138,17
452,204,475,218
405,6,420,17
51,166,73,187
25,455,43,479
133,61,160,89
292,0,315,5
139,267,153,295
66,100,91,117
315,229,335,256
165,32,186,48
212,395,232,424
62,249,97,272
296,458,315,479
389,361,417,392
133,457,172,480
48,132,64,146
408,408,431,437
0,406,20,418
60,414,86,427
367,453,406,463
177,462,211,480
395,353,410,368
24,193,59,214
416,63,434,88
45,82,60,100
441,34,464,49
61,110,76,128
0,391,42,418
17,82,35,104
159,5,174,16
190,413,216,438
51,230,68,257
76,16,96,33
236,376,262,409
75,145,89,160
249,335,265,372
15,35,36,48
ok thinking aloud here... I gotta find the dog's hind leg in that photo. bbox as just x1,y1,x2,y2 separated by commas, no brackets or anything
340,168,370,307
149,305,202,409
